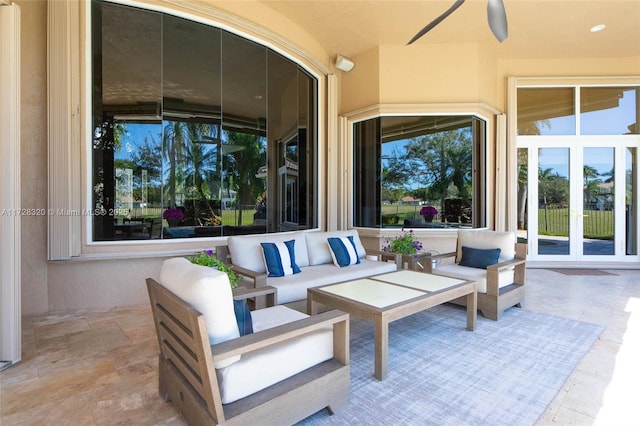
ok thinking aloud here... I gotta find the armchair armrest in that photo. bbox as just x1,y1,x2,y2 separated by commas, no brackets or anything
486,257,526,272
212,310,350,366
423,251,456,272
233,285,276,307
485,258,527,296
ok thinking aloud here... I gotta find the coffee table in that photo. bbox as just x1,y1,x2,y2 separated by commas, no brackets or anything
307,270,476,380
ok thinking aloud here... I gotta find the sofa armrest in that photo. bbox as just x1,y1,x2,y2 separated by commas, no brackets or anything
233,286,277,307
212,310,350,366
230,264,268,288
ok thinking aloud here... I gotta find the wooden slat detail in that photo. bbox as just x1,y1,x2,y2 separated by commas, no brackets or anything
147,278,225,423
156,322,202,387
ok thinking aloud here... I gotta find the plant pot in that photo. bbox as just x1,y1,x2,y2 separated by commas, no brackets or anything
422,215,434,223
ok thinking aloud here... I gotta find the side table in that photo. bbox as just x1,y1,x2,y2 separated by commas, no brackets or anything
380,252,434,271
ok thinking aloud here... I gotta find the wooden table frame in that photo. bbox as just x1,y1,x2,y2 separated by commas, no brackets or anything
307,272,477,381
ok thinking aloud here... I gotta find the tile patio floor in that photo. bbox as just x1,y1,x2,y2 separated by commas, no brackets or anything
1,268,639,425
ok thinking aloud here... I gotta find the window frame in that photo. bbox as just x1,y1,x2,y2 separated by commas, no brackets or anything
48,0,329,260
341,103,500,236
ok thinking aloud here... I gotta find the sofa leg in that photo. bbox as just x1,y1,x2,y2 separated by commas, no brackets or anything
481,308,499,321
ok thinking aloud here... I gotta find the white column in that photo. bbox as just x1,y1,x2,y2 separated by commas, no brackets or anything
0,1,22,366
48,0,81,260
326,74,339,231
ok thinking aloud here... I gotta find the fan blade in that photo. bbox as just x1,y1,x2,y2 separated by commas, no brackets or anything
487,0,508,42
407,0,466,45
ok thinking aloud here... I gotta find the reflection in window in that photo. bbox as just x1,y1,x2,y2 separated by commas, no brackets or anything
581,87,639,135
91,1,317,241
517,148,528,242
583,148,615,255
537,148,570,255
517,88,575,135
626,148,638,255
353,116,485,229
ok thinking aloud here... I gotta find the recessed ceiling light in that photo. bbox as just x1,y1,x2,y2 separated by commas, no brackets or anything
590,24,606,32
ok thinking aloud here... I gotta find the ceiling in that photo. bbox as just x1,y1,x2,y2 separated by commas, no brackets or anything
257,0,640,60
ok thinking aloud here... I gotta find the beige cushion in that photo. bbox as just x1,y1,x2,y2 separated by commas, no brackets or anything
217,305,333,404
227,231,309,273
159,258,240,368
432,264,515,294
456,229,515,263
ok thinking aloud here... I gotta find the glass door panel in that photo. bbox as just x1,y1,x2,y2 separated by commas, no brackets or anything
626,148,638,255
583,148,615,255
537,148,570,255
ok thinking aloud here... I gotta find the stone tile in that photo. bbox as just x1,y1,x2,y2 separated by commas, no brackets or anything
67,322,131,355
108,339,158,370
561,370,610,418
1,358,119,416
33,318,90,340
6,269,640,426
549,406,596,425
33,334,69,355
0,394,97,426
122,322,157,344
576,338,619,378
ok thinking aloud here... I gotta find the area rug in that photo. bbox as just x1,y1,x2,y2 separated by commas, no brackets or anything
549,268,617,276
298,305,603,426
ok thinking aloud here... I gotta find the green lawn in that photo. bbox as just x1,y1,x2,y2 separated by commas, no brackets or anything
538,208,614,239
381,204,424,225
221,208,258,226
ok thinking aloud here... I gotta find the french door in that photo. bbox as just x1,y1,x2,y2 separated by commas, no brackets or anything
518,141,638,263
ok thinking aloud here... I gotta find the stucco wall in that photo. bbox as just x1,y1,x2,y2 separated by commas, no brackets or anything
20,0,49,315
17,0,640,315
47,258,165,312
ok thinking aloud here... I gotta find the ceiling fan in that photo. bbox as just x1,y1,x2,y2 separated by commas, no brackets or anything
407,0,508,45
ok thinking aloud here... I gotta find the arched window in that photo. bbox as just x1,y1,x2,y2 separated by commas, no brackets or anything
91,1,317,241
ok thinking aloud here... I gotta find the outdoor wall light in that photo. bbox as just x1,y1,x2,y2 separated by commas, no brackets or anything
335,55,355,72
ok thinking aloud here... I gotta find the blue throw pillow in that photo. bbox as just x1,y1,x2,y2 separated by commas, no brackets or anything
327,236,361,267
233,299,253,336
260,240,301,277
459,246,501,269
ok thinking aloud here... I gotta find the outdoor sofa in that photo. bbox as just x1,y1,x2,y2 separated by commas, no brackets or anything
221,230,398,311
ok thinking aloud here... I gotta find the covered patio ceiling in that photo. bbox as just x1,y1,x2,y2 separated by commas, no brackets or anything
256,0,640,60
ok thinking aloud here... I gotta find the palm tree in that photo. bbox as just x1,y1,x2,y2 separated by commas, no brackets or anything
162,121,189,207
224,131,266,226
517,149,528,230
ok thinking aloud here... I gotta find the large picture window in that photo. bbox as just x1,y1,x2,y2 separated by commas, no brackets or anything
91,1,317,241
353,115,486,229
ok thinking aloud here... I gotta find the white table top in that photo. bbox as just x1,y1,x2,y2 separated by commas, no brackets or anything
319,279,426,308
372,270,466,292
316,270,469,308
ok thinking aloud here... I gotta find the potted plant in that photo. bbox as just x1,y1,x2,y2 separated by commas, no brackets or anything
419,205,438,222
382,229,425,270
188,249,239,288
162,207,185,227
382,229,424,256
